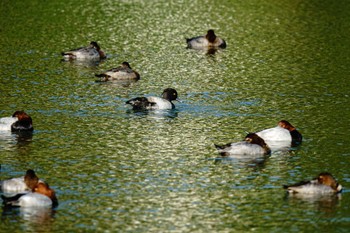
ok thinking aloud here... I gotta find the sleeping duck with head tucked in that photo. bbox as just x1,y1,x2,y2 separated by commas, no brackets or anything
62,41,106,61
186,29,226,50
0,111,34,132
126,88,179,110
215,133,271,158
283,172,342,195
95,62,140,82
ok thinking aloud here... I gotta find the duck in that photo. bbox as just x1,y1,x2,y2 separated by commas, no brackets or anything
256,120,302,148
2,182,58,207
61,41,106,60
95,62,140,82
1,169,42,194
126,88,178,110
186,29,226,50
0,111,34,132
283,172,342,194
215,133,271,157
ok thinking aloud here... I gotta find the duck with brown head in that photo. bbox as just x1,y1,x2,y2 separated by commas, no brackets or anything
215,133,271,157
283,172,342,194
2,182,58,207
1,170,58,208
95,61,140,82
11,111,34,132
0,111,33,132
62,41,106,60
1,169,42,194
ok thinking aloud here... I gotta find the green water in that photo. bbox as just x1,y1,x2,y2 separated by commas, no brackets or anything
1,0,350,232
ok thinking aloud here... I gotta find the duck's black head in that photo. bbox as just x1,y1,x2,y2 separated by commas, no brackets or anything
90,41,101,51
122,61,132,69
206,29,217,43
162,88,178,101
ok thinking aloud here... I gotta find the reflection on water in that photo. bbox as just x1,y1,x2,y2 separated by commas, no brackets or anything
214,155,269,170
284,193,341,215
187,47,226,56
0,131,33,153
95,79,139,88
126,109,179,120
60,59,104,68
2,205,55,231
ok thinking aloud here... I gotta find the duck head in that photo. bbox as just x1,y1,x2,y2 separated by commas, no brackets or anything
24,169,39,190
121,61,132,69
206,29,217,43
90,41,101,50
34,182,58,206
90,41,106,59
245,133,271,154
278,120,296,131
317,172,342,192
11,111,33,132
162,88,178,102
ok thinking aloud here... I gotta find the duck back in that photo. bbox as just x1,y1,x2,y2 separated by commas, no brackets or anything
216,141,266,157
0,117,17,131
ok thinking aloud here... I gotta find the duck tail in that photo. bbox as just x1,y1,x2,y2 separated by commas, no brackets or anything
61,52,73,56
95,73,107,78
126,98,143,106
214,144,225,150
185,38,193,49
125,98,135,105
1,193,25,206
125,97,150,110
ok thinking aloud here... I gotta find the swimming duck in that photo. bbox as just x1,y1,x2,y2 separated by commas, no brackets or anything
1,169,42,194
2,182,58,207
62,41,106,60
95,62,140,82
126,88,178,110
186,29,226,50
215,133,271,157
256,120,302,148
0,111,34,132
283,172,342,194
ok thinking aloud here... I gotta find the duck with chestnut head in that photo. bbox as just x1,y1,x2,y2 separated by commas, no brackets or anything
215,133,271,157
62,41,106,60
283,172,342,195
0,111,34,132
